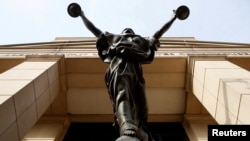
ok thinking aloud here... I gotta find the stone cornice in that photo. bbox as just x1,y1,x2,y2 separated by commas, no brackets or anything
0,37,249,58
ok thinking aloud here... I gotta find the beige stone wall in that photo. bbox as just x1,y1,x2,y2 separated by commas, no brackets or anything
0,58,61,141
65,57,188,122
192,60,250,124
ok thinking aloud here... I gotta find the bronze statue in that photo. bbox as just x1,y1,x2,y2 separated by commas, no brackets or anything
67,3,189,141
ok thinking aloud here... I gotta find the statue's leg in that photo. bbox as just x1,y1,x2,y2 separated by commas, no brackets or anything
133,79,155,141
112,72,140,137
134,79,148,123
114,77,154,141
106,62,154,140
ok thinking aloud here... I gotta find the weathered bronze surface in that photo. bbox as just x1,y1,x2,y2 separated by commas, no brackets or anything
68,3,189,141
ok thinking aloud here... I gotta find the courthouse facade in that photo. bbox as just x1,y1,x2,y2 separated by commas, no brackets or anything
0,37,250,141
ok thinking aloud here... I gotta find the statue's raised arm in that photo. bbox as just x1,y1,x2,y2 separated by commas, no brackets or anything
151,5,190,48
68,3,103,37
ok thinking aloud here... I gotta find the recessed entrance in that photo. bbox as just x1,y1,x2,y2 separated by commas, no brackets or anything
63,122,190,141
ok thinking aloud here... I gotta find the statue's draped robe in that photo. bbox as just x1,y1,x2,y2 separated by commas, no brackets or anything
96,32,158,141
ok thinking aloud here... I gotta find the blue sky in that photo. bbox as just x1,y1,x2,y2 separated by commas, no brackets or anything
0,0,250,45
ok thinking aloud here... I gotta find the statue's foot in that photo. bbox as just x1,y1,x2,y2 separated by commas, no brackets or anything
123,129,136,137
120,122,138,138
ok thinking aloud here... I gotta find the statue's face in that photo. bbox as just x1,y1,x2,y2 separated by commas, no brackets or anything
121,28,135,35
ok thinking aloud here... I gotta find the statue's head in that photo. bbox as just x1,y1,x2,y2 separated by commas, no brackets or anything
121,28,135,35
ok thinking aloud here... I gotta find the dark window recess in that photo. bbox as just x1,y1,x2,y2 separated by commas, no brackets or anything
63,122,190,141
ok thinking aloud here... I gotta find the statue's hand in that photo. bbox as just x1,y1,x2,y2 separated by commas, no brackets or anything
67,3,82,18
175,5,190,20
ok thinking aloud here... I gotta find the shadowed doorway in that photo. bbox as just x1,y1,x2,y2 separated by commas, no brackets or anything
63,122,189,141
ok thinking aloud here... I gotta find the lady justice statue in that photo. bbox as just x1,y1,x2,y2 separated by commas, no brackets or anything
67,3,189,141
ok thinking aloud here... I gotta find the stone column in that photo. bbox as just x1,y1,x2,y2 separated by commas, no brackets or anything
193,60,250,124
0,59,60,141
